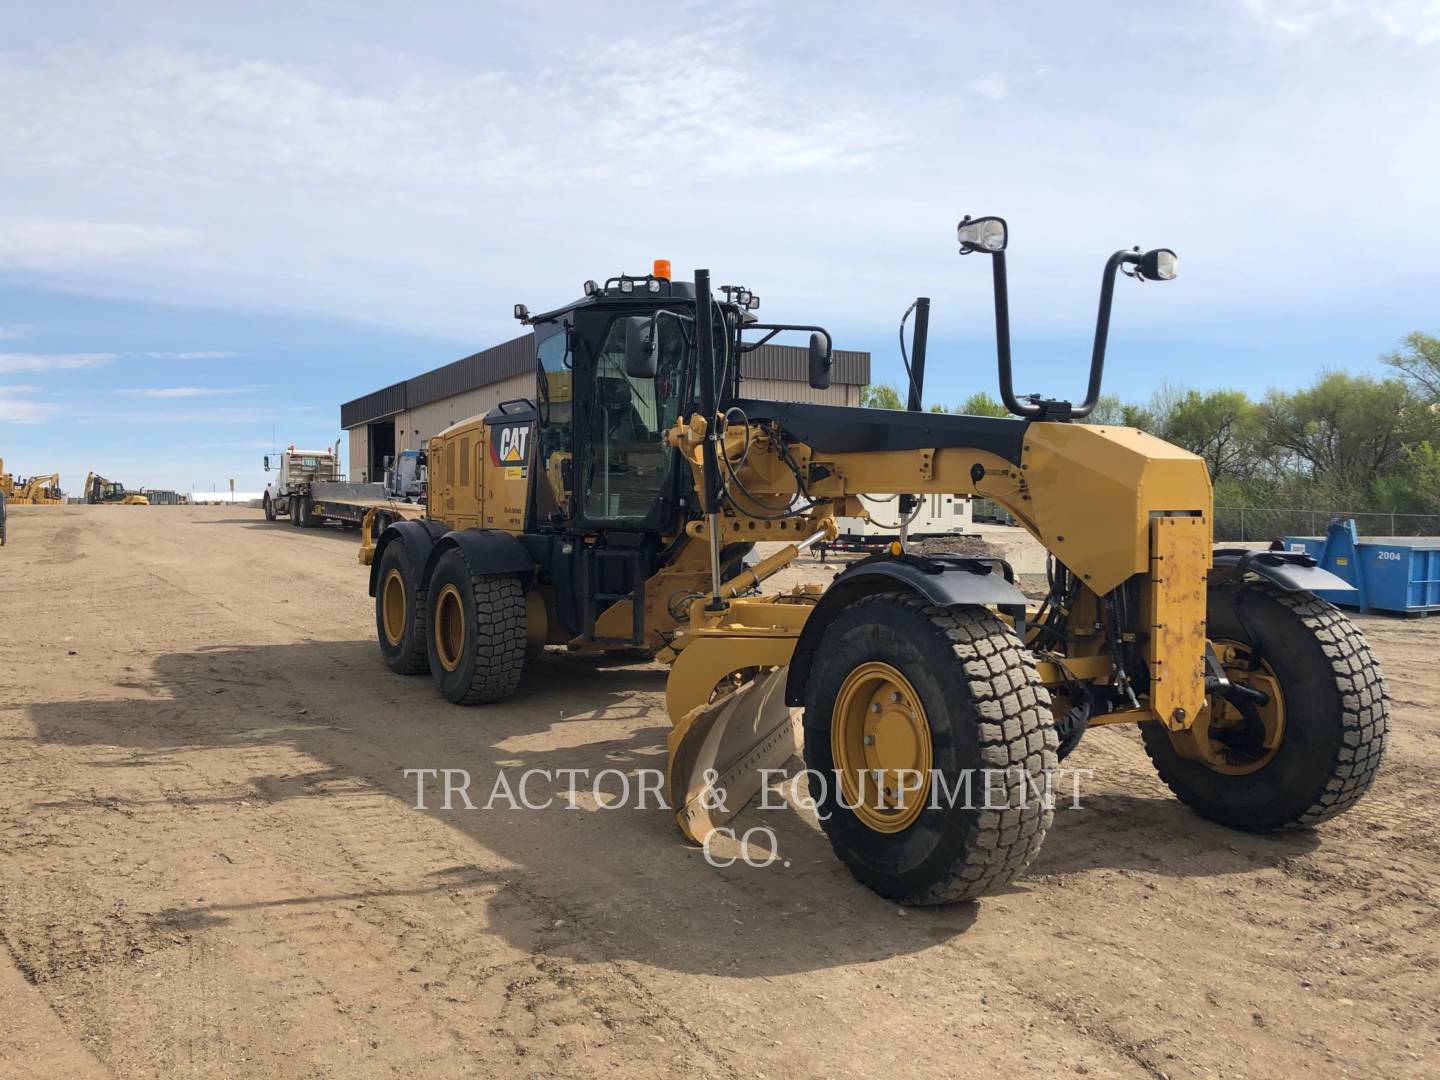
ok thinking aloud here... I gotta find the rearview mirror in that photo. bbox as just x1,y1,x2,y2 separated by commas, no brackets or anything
623,316,658,378
808,332,832,390
263,456,270,471
957,215,1008,253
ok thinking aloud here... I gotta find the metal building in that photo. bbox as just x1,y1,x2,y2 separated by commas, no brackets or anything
340,334,870,483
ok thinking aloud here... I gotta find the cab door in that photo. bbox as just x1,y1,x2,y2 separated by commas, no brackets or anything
574,309,688,532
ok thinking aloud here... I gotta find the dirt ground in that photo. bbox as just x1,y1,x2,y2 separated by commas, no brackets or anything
2,505,1438,1079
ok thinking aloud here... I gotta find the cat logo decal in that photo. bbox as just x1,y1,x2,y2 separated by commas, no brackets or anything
493,424,530,466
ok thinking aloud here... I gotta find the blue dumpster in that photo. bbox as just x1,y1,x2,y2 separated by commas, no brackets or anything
1284,519,1440,615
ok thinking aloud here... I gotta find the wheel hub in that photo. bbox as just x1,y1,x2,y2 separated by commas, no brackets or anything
1202,639,1286,775
434,583,466,673
381,569,407,647
832,662,933,833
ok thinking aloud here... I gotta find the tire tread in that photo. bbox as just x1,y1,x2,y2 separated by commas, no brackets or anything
452,571,526,705
1145,582,1388,829
830,593,1057,905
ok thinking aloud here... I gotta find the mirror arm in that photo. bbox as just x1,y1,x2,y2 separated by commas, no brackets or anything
1074,249,1142,419
904,297,930,413
992,252,1038,418
693,269,728,612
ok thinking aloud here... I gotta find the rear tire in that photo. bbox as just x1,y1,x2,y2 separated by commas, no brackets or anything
1141,583,1388,831
289,496,301,527
375,542,428,676
802,593,1058,905
425,549,526,705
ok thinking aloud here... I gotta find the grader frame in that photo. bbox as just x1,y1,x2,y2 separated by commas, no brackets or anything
364,218,1388,904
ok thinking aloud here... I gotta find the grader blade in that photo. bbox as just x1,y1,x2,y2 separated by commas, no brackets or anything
666,666,799,845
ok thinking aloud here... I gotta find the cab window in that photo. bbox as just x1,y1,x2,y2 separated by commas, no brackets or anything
582,315,687,523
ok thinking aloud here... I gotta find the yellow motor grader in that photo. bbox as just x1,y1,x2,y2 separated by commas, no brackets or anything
363,220,1388,904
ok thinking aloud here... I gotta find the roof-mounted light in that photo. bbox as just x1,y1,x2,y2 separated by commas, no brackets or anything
957,215,1008,254
583,279,599,296
619,278,634,294
653,258,671,281
513,303,530,323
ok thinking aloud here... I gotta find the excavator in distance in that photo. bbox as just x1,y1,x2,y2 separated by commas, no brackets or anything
362,220,1389,905
1,460,64,505
84,473,150,506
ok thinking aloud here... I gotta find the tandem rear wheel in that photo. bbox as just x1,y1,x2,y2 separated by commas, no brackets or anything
374,542,429,676
802,592,1059,905
425,548,527,705
1142,582,1389,831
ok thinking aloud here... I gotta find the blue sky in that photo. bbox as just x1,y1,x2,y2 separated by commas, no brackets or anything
3,1,1437,492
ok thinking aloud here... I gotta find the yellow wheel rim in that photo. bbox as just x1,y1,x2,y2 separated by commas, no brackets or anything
434,583,466,673
381,569,407,647
831,661,933,833
1203,639,1286,775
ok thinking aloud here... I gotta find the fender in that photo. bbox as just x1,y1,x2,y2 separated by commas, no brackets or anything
1211,547,1355,594
367,518,449,597
784,552,1028,707
420,527,535,589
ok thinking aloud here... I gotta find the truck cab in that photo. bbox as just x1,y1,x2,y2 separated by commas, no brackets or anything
262,444,343,521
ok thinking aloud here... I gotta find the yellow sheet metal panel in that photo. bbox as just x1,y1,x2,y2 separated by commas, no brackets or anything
1022,423,1212,595
1146,514,1211,729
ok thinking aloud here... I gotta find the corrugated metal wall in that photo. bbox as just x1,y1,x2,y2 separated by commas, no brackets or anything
740,378,861,406
340,380,407,429
348,428,368,481
741,345,868,386
394,372,535,451
404,336,533,412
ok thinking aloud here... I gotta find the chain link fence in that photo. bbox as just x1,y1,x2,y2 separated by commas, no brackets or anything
1215,506,1440,542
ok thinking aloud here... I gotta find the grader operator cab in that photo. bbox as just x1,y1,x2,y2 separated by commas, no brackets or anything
364,221,1388,905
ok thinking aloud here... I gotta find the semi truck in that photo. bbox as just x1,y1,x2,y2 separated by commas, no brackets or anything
263,443,425,530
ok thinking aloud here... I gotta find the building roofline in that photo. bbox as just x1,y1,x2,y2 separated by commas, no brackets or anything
341,336,870,429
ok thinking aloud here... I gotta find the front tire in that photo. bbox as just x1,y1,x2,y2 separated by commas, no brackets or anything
375,542,428,676
425,549,526,705
1141,583,1388,831
263,494,276,521
802,593,1058,905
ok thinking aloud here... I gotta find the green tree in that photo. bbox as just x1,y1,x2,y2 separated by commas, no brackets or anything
1082,393,1155,430
1373,441,1440,515
859,383,905,410
957,391,1008,417
1164,389,1263,481
1262,372,1439,489
1383,331,1440,402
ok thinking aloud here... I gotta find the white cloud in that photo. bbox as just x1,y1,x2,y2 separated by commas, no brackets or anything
970,74,1009,100
0,3,1434,353
144,351,241,360
0,398,56,423
0,352,117,373
1243,0,1440,42
76,404,317,425
0,217,198,270
116,386,253,398
0,386,55,423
